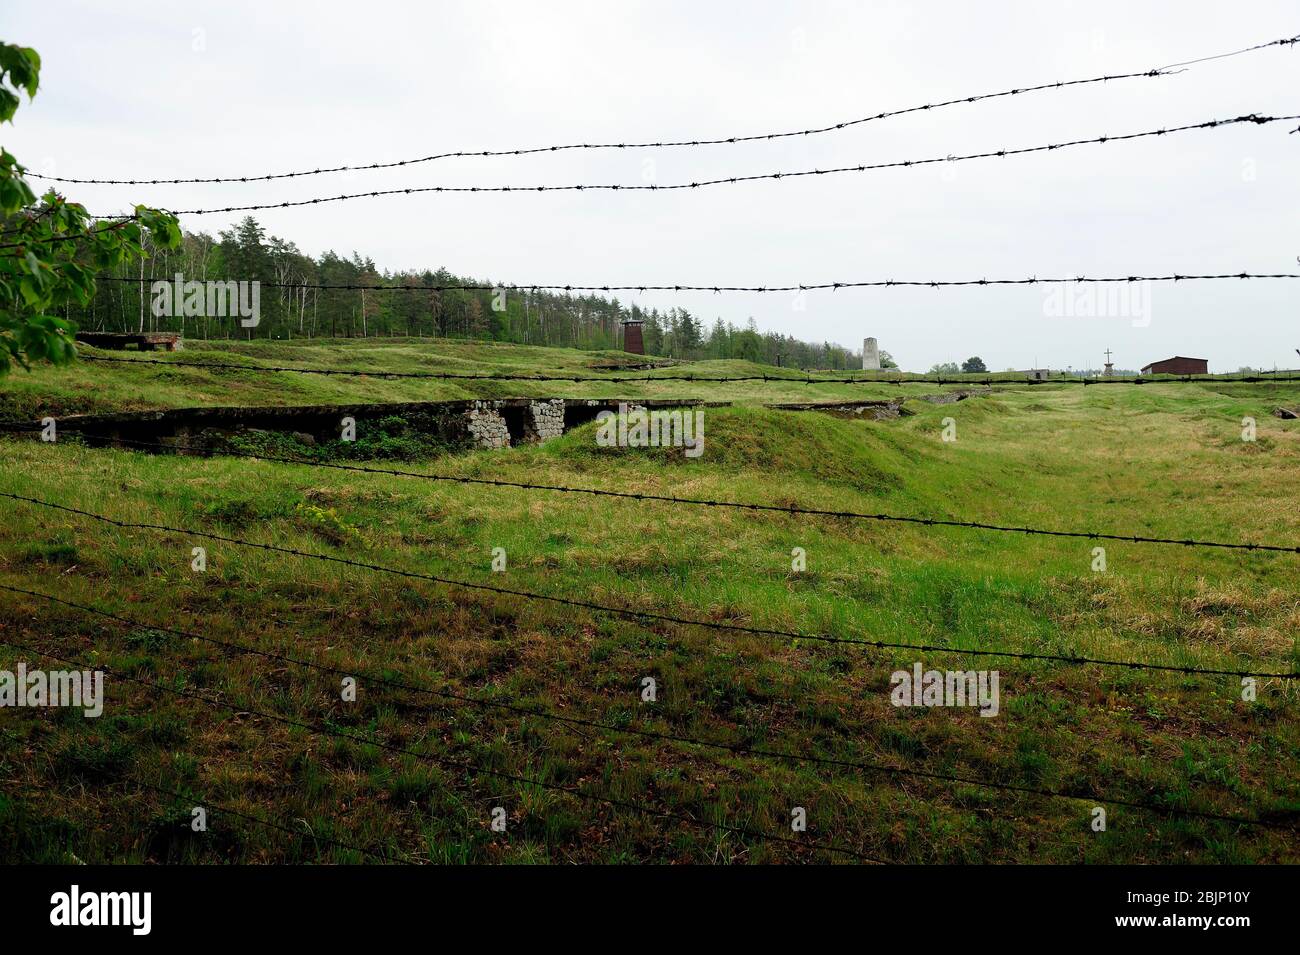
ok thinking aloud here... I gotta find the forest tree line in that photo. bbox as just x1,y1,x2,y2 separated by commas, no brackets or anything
71,216,865,369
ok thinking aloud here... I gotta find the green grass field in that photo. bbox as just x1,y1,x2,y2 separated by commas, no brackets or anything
1,339,1298,863
0,337,945,418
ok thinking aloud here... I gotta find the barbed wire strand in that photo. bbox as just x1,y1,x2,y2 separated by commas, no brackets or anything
5,428,1298,556
84,114,1300,218
1,581,1289,831
0,489,1294,675
94,270,1300,294
26,34,1300,187
1157,32,1300,70
66,352,1300,385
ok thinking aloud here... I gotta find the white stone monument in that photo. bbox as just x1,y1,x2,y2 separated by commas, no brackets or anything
862,337,880,371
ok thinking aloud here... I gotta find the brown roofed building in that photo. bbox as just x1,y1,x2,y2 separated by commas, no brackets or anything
1140,356,1208,376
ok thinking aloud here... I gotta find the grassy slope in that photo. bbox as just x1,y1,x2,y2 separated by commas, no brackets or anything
0,337,1005,418
1,340,1298,863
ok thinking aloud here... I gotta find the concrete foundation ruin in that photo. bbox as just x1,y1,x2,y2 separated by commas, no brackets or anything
29,397,717,452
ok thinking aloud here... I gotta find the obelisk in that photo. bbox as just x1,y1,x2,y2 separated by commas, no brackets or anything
863,337,880,371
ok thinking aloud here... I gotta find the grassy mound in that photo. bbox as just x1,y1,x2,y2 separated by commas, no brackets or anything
540,405,906,493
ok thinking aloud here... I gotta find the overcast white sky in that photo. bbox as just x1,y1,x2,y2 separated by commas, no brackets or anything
3,1,1297,371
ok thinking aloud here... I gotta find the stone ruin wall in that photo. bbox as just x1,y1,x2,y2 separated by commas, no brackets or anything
466,401,511,449
527,399,566,442
466,398,569,449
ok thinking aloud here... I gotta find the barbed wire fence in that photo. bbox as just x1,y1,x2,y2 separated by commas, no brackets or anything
26,33,1298,187
3,29,1300,863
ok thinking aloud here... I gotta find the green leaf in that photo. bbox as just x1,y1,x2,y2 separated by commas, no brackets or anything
0,86,18,123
